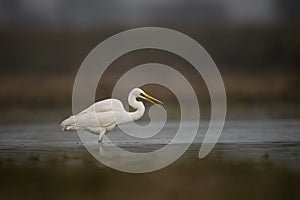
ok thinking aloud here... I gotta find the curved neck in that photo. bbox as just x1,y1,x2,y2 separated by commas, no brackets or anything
127,93,145,121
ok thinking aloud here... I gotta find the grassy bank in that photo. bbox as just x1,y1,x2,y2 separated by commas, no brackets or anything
0,71,299,123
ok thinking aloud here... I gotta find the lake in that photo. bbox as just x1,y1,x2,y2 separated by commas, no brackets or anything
0,119,300,200
0,119,299,168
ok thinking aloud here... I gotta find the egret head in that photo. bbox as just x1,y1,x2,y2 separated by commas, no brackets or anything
130,88,164,106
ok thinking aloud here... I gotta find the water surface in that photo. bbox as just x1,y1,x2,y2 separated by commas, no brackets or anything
0,119,299,168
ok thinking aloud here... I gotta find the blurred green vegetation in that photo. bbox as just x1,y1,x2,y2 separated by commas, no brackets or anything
1,26,300,72
0,26,300,122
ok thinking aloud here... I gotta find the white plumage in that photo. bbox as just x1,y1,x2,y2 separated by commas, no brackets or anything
60,88,163,142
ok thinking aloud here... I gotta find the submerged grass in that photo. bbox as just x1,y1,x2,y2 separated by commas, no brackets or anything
0,155,299,200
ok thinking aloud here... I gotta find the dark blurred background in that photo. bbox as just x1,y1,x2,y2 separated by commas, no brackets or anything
1,2,300,200
0,0,299,123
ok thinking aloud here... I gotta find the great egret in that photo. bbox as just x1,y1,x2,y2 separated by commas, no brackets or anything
60,88,163,143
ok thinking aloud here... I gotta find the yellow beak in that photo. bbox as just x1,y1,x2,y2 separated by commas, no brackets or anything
142,93,164,106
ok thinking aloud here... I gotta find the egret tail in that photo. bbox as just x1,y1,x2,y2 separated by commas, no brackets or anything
60,115,76,131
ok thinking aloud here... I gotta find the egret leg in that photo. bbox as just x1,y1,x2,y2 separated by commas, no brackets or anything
98,130,105,143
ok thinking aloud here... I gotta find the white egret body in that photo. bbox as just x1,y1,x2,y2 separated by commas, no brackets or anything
60,88,163,142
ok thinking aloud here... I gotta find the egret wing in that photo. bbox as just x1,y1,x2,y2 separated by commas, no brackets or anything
77,99,123,115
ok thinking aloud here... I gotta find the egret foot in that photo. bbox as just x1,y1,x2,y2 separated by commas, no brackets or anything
98,131,105,143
